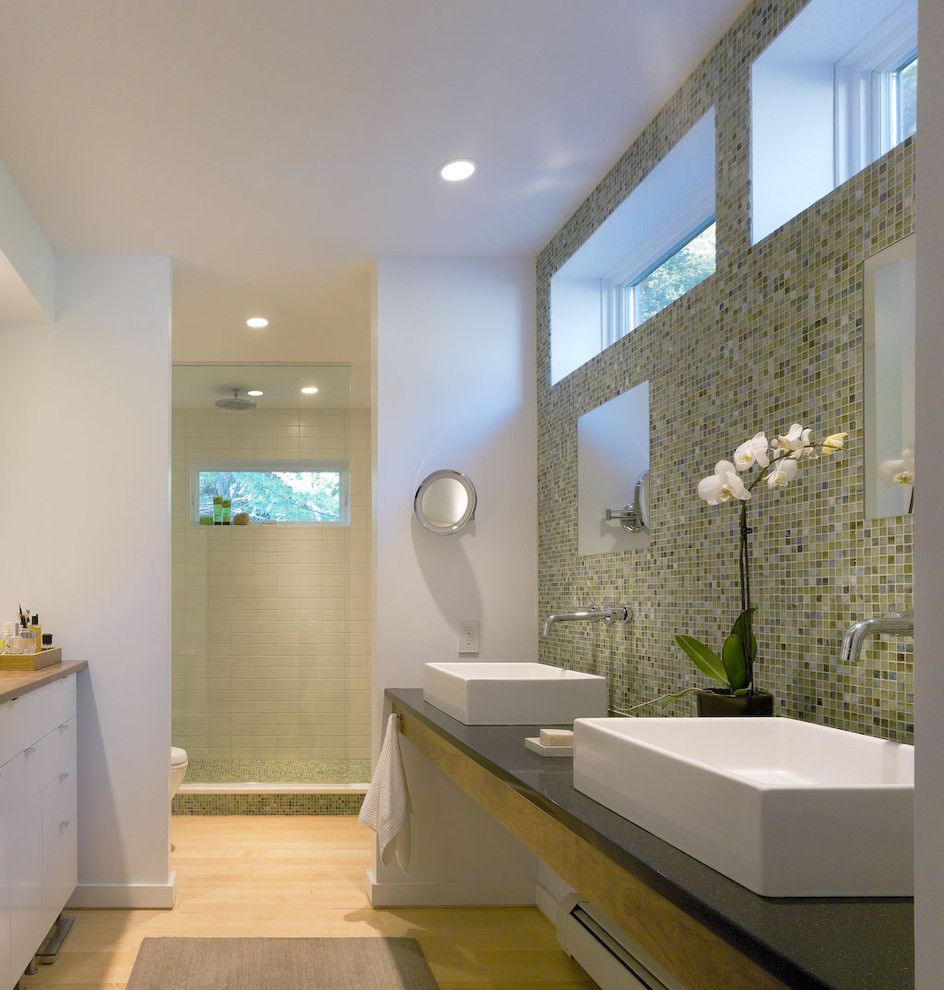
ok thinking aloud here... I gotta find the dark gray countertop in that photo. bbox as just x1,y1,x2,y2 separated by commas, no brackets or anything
387,687,913,990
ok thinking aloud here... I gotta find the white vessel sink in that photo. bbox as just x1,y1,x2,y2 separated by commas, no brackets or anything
423,662,607,725
572,716,914,897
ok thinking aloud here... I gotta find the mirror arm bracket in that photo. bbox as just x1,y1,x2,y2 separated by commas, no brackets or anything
604,469,649,533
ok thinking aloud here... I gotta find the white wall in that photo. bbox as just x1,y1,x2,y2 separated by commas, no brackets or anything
372,257,538,718
0,255,173,907
0,156,55,324
913,1,944,982
370,257,539,901
751,61,834,244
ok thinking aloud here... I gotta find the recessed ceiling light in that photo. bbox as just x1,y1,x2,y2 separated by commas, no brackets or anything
247,390,264,397
300,386,319,395
246,317,269,328
439,159,477,182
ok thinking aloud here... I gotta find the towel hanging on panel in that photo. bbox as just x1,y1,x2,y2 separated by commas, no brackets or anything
359,713,411,872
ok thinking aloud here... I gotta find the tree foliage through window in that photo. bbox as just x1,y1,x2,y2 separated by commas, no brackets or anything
630,222,716,329
198,469,343,522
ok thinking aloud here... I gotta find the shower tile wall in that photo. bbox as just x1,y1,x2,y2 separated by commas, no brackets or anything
537,0,914,742
171,407,370,763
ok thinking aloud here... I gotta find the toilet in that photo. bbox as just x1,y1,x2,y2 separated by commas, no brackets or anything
170,746,189,801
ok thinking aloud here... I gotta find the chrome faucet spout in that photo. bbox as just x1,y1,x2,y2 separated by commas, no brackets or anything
542,604,630,637
840,611,913,664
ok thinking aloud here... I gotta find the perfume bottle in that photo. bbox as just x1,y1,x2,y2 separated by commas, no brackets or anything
0,620,14,655
17,620,35,654
30,614,42,651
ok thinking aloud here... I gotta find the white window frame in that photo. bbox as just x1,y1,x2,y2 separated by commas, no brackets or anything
603,202,715,344
834,1,917,185
751,0,917,244
549,109,715,384
190,459,350,526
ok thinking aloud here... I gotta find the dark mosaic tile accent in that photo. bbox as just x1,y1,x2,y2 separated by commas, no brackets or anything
172,793,365,816
536,0,914,743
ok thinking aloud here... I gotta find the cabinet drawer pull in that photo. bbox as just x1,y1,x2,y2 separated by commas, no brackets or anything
59,820,70,831
58,771,70,782
24,746,37,756
59,722,70,732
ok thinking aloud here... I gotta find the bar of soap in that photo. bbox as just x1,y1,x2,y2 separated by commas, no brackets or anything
539,728,574,747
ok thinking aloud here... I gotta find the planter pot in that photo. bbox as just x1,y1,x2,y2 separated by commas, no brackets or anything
696,688,774,717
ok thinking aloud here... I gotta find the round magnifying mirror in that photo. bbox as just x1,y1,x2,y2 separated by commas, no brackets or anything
413,470,477,534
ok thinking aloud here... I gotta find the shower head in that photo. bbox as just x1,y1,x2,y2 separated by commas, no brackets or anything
215,388,257,411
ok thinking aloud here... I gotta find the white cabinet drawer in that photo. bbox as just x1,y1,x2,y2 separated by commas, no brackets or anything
0,677,76,767
42,718,76,787
42,818,76,936
0,691,46,766
42,771,76,846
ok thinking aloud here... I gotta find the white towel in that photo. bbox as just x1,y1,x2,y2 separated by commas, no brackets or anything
359,713,411,872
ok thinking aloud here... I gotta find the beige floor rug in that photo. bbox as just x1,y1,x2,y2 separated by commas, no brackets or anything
126,937,439,990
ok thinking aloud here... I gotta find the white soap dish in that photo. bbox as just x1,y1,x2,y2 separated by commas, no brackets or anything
525,737,573,758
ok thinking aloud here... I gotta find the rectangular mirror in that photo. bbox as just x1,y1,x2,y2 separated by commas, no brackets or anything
864,234,915,519
577,381,650,556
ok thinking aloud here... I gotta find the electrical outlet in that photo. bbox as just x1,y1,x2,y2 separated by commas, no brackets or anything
458,619,480,655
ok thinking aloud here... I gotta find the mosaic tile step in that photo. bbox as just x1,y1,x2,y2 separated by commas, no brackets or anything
183,757,371,785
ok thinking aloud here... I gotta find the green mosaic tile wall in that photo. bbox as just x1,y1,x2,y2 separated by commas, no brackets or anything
536,0,914,743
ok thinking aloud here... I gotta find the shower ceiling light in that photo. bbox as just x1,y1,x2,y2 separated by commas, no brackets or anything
247,390,264,397
439,158,477,182
246,317,269,328
300,386,319,395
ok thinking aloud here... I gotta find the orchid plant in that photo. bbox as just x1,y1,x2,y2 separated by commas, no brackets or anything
880,442,915,512
676,422,847,696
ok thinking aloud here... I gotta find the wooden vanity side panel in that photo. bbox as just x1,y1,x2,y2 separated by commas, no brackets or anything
395,706,791,990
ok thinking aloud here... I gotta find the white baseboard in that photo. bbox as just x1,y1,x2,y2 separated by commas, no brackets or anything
366,869,536,907
68,871,176,909
534,878,562,926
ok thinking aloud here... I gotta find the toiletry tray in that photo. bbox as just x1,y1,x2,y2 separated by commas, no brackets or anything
0,647,63,671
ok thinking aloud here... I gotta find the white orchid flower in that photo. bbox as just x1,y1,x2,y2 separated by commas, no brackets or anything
697,460,751,504
879,443,915,487
774,423,813,458
766,457,798,489
733,432,770,471
820,432,848,453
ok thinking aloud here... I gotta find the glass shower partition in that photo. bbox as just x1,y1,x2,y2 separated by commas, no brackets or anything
170,364,370,809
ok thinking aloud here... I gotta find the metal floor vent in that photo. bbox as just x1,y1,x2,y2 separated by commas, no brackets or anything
556,895,683,990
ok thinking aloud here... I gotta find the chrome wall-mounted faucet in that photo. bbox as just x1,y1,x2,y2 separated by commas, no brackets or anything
542,604,631,637
840,611,914,664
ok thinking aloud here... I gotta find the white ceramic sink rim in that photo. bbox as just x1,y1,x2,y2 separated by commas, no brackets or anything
422,661,607,726
572,716,914,897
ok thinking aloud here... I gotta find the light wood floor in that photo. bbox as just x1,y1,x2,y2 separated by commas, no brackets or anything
23,816,596,990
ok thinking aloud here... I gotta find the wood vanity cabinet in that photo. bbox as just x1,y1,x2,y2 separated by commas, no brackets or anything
0,675,77,989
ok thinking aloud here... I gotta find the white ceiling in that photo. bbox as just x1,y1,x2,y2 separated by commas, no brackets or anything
172,363,351,410
0,0,749,365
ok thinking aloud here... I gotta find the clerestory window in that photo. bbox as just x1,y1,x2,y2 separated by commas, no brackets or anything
752,0,917,244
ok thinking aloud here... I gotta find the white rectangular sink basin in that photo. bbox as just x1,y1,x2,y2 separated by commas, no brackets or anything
573,717,914,897
423,662,607,725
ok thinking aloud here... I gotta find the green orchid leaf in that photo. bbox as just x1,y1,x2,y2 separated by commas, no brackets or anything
675,635,728,684
722,631,750,691
731,608,756,663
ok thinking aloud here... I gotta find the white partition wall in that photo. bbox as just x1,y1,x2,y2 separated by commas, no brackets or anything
370,257,539,903
0,255,173,907
914,1,944,983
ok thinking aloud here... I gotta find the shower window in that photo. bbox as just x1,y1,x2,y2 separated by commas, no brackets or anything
192,460,349,524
